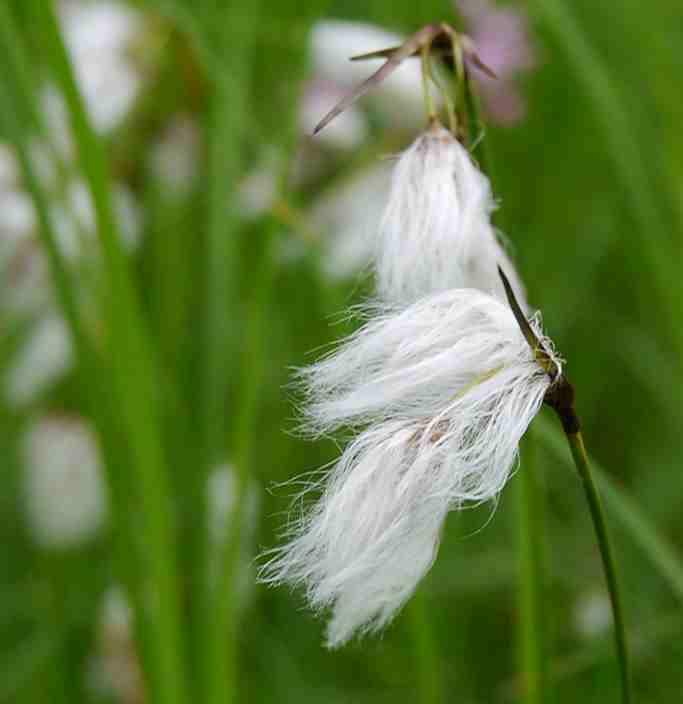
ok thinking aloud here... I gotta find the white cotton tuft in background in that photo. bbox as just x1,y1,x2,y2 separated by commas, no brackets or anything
58,0,144,133
22,415,107,549
574,589,612,639
376,124,526,306
86,586,144,704
262,288,560,645
5,313,73,407
149,114,201,196
310,163,392,281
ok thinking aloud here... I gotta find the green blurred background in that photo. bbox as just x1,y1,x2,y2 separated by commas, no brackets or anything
1,1,682,702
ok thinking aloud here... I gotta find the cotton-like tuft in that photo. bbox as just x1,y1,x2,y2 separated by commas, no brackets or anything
376,124,526,306
261,288,560,646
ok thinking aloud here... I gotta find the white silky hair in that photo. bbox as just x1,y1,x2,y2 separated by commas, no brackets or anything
376,124,526,307
261,288,561,646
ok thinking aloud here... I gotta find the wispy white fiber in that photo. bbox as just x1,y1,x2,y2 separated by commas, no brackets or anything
261,288,560,646
376,124,526,306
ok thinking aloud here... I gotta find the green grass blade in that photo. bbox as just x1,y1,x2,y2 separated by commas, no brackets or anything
517,430,549,704
35,4,189,703
408,590,443,704
192,7,259,702
206,221,278,704
565,431,631,704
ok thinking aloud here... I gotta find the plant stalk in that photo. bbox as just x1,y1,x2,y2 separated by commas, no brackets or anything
518,430,548,704
565,430,631,704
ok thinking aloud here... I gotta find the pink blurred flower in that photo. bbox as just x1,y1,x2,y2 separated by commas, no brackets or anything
456,0,537,125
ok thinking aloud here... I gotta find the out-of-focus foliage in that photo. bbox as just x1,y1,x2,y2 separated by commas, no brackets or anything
0,1,682,703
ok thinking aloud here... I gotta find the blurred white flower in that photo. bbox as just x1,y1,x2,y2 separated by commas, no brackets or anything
58,0,144,133
88,586,144,704
310,162,392,281
0,144,22,189
377,123,526,306
0,190,37,250
239,164,279,219
0,244,51,320
149,115,201,196
311,20,424,129
51,180,141,260
300,81,368,149
5,313,73,407
575,589,612,638
39,86,75,162
22,415,107,549
0,177,141,325
261,288,560,646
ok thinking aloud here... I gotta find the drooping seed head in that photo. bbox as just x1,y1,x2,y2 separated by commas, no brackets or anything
376,124,526,306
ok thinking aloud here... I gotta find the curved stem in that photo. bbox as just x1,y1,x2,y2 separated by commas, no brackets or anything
566,431,631,704
518,430,547,704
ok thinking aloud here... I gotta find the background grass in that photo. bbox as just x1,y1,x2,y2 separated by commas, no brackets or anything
1,1,682,702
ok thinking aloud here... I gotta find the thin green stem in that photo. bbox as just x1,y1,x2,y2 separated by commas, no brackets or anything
462,70,490,176
421,46,438,123
517,430,548,704
206,222,278,704
566,431,631,704
195,8,258,703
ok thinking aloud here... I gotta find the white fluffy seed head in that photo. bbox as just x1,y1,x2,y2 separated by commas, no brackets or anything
261,288,561,646
376,124,526,307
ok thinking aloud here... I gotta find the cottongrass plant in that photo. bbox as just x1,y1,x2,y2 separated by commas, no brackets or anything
263,288,561,646
262,21,631,704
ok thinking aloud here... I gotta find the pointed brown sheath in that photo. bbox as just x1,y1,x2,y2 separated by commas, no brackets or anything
313,23,496,136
